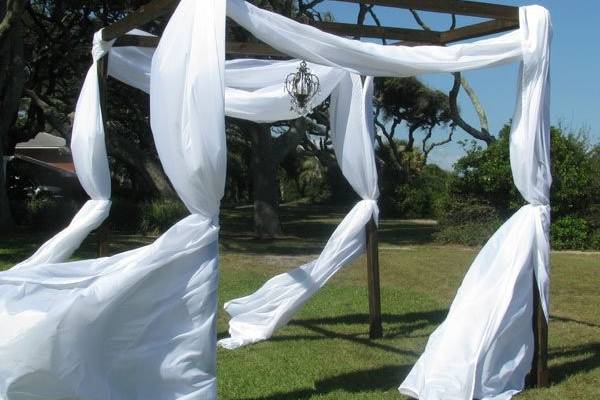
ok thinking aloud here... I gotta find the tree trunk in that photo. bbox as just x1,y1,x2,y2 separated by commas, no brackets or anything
107,133,176,199
248,122,282,237
0,0,26,232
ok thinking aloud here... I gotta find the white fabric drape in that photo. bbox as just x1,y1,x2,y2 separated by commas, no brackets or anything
223,2,552,399
226,0,523,77
109,38,383,349
0,0,225,398
15,32,113,268
219,75,379,349
109,43,347,123
401,8,552,400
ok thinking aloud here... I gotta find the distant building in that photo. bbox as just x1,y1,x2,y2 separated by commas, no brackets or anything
8,133,83,199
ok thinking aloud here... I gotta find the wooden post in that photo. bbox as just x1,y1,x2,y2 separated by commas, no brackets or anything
530,271,549,387
366,216,383,339
96,55,109,257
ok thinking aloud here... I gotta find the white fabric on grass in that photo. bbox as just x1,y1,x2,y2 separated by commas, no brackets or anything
219,75,378,349
0,0,225,398
400,8,552,399
15,31,113,268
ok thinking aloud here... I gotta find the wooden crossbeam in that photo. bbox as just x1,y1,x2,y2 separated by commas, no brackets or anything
333,0,519,22
311,21,441,44
441,19,519,44
114,35,291,58
102,0,519,45
102,0,178,41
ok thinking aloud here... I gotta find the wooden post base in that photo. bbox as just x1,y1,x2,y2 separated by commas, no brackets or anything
366,217,382,339
529,271,549,387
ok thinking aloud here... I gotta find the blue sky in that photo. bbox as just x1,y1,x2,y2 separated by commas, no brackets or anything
313,0,600,170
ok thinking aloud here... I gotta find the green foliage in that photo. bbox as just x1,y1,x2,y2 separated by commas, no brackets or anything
392,164,451,218
590,231,600,251
297,156,331,203
440,124,599,249
433,197,502,246
375,77,451,128
107,197,143,232
551,216,590,250
22,198,80,231
139,199,188,235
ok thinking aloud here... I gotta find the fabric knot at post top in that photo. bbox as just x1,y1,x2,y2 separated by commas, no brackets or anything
92,30,115,61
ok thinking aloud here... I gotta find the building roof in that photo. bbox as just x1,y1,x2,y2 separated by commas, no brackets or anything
16,132,68,149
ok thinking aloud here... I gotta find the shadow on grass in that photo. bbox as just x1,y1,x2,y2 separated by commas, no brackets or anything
218,311,445,358
549,342,600,385
551,315,600,329
239,364,411,400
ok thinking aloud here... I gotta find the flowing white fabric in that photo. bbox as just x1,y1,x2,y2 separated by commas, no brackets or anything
219,75,378,349
226,0,523,76
108,35,382,350
0,0,225,398
15,31,113,267
222,2,552,399
109,42,347,123
399,7,552,400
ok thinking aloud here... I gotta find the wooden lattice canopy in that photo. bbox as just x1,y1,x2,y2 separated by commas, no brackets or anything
102,0,520,57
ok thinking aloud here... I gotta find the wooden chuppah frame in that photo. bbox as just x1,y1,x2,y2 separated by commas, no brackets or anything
95,0,548,388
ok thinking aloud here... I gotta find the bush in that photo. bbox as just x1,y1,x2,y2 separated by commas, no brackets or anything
22,197,80,231
139,199,188,235
107,198,143,232
590,231,600,251
433,197,503,246
551,216,590,250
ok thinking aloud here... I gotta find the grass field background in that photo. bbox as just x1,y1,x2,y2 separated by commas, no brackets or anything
1,206,599,399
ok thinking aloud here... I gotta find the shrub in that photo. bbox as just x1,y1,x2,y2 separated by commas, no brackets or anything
551,216,590,250
139,199,188,235
23,197,80,231
433,197,503,246
590,231,600,251
107,198,143,232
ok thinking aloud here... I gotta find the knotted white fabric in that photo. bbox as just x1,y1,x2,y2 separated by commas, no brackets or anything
15,31,113,268
400,8,552,399
0,0,225,398
219,75,379,349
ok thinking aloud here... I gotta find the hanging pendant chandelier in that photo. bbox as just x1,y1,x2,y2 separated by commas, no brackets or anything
285,60,320,116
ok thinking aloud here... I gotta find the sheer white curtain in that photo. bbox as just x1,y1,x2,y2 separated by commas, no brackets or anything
14,31,113,268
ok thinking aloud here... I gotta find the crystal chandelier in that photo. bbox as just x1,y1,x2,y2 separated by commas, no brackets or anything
285,60,320,116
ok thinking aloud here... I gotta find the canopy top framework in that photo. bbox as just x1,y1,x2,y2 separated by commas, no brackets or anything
102,0,520,57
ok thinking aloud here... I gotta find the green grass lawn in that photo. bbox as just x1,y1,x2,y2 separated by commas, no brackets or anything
1,206,599,399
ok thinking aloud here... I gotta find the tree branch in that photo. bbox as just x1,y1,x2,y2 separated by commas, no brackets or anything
449,72,495,144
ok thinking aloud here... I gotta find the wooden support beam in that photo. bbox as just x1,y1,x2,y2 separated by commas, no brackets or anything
114,35,290,58
366,217,383,339
530,271,549,387
226,42,289,58
114,34,159,47
96,55,110,257
311,21,441,44
441,19,519,44
333,0,519,22
101,0,179,41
